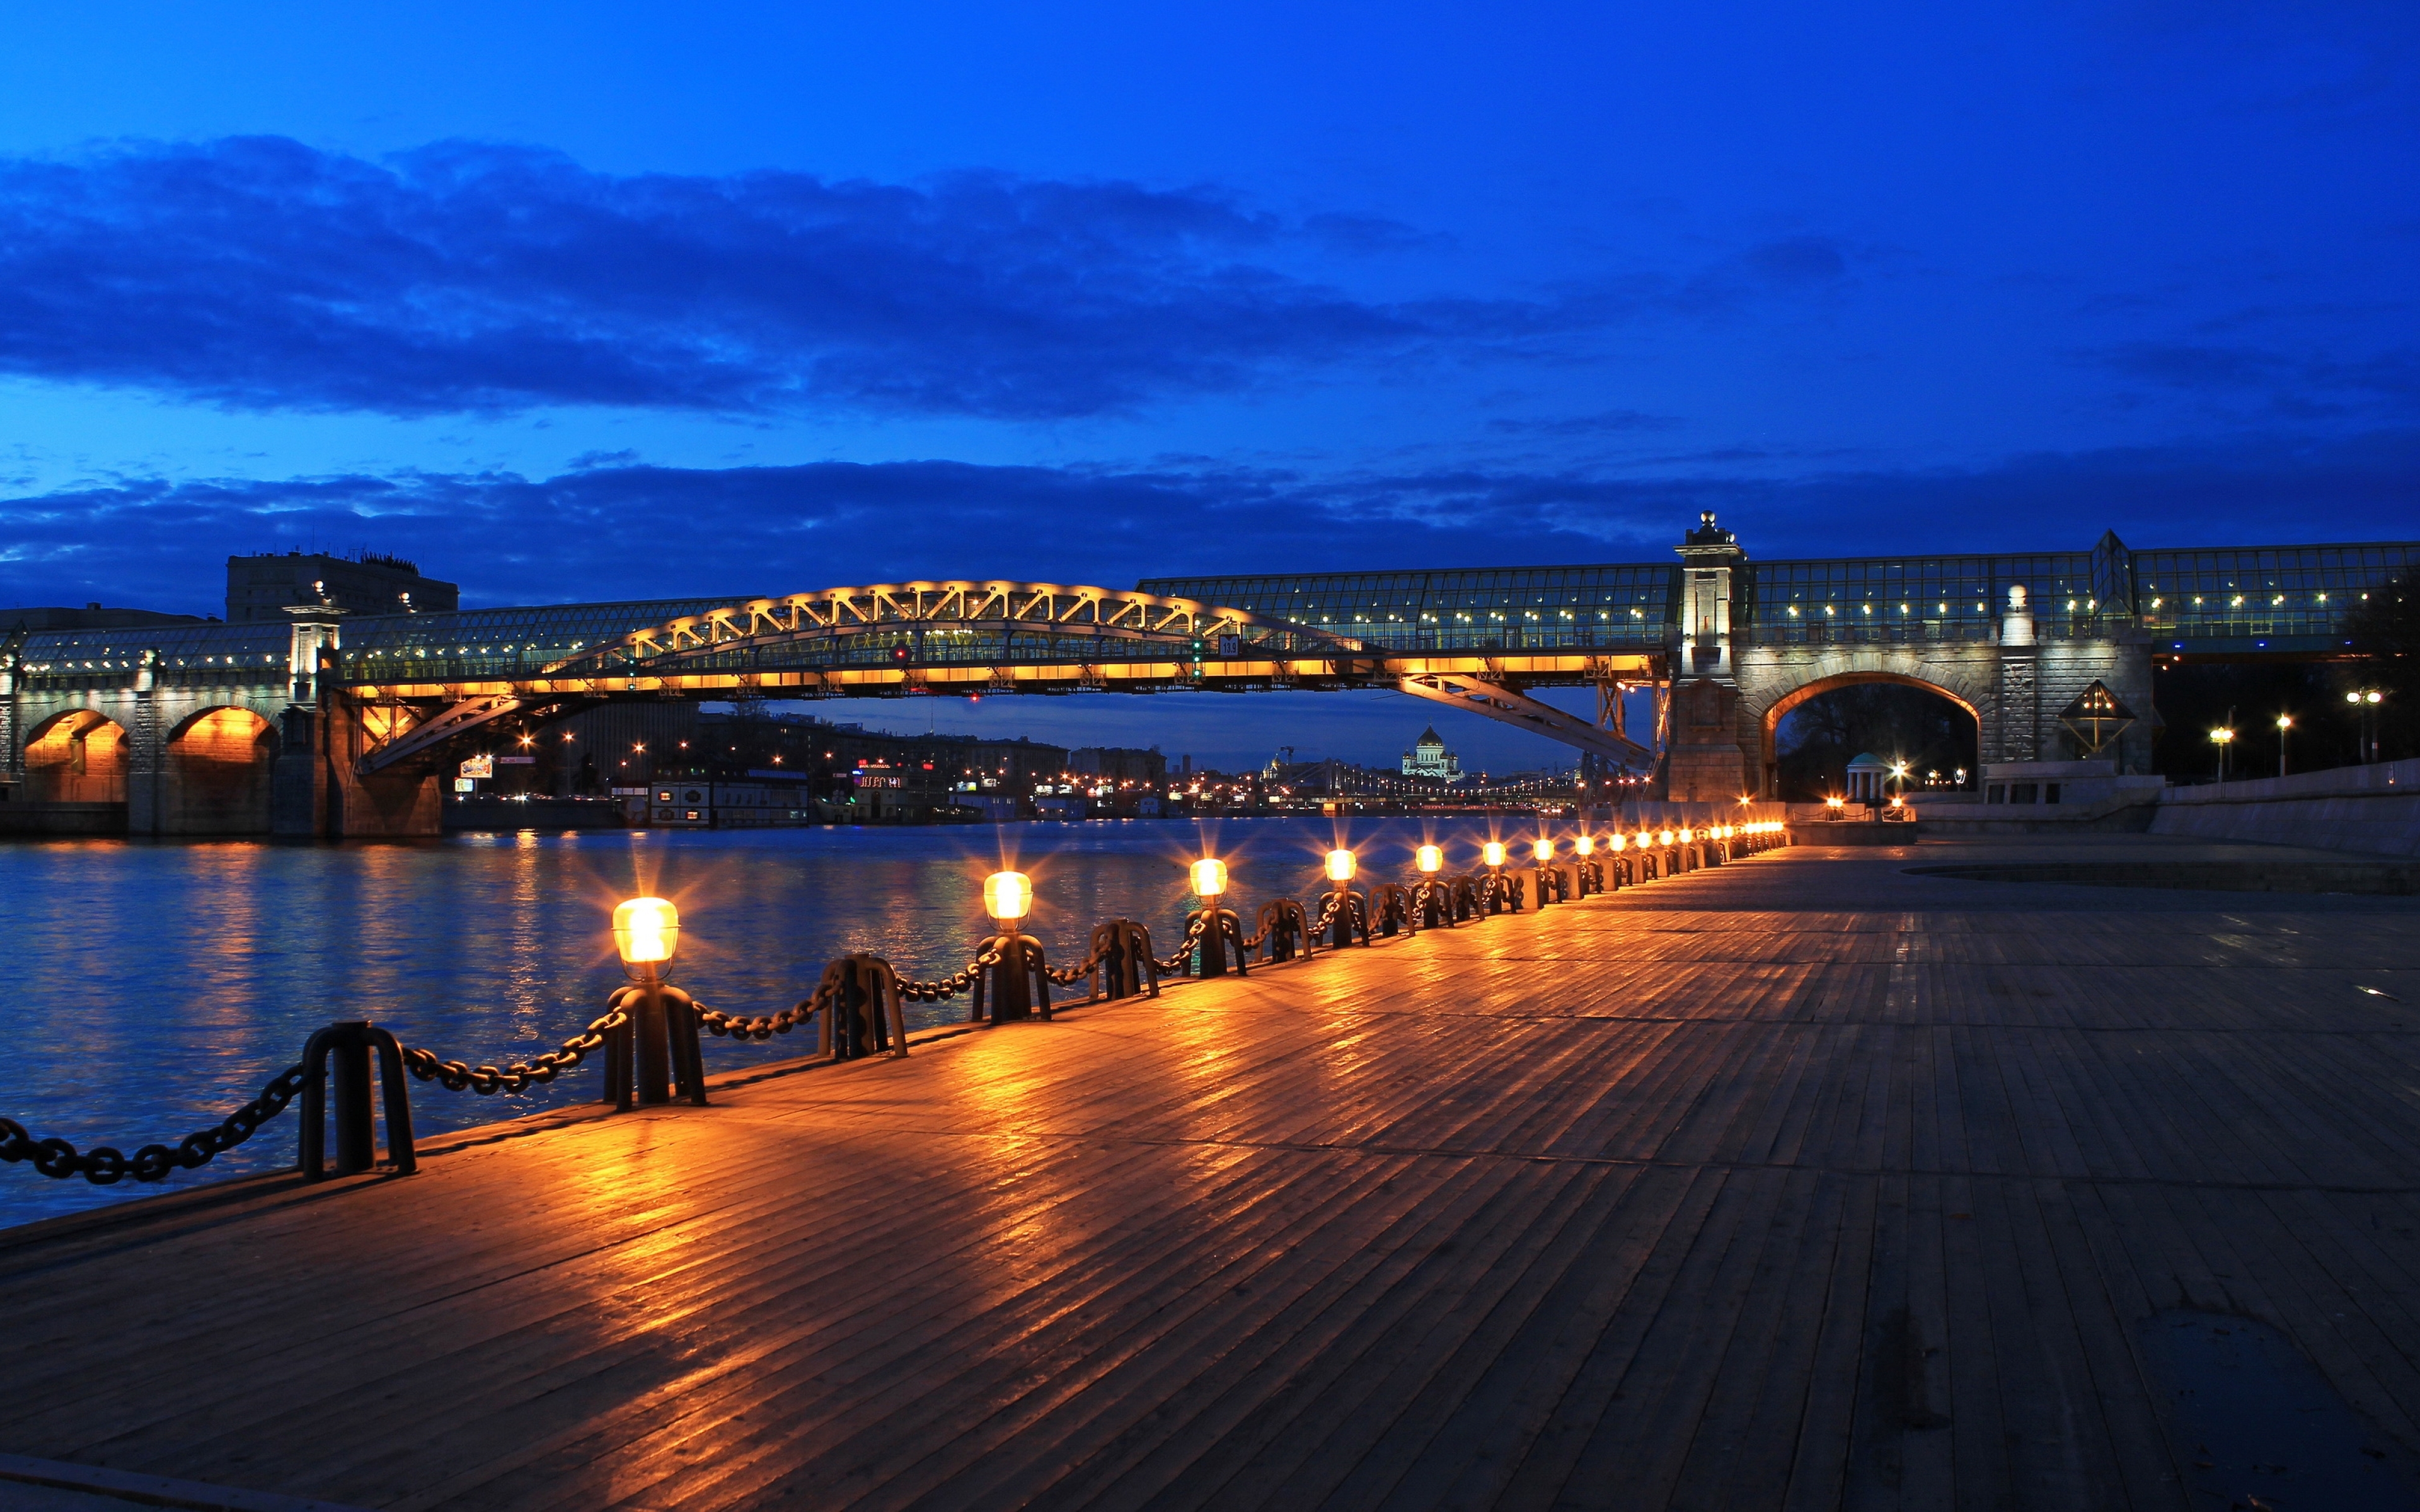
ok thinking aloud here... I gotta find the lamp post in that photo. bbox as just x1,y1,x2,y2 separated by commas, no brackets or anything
1323,848,1366,949
1191,857,1238,976
2347,689,2385,764
976,869,1052,1021
1530,837,1559,906
611,897,706,1108
1414,843,1449,928
2276,714,2292,779
2210,725,2235,784
1482,840,1509,914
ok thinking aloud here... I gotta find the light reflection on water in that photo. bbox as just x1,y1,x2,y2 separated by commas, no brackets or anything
0,814,1530,1225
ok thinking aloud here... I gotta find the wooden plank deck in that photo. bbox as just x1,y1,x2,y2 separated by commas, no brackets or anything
6,838,2420,1510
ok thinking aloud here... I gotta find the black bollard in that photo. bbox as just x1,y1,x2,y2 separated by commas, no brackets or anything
299,1021,417,1179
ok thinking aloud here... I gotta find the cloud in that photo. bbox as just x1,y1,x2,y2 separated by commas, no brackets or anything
4,432,2414,618
0,137,1559,422
1485,408,1682,437
2087,339,2420,415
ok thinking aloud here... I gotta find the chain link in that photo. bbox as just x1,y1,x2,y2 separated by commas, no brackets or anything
0,1062,309,1186
892,942,1001,1002
695,987,827,1041
1044,938,1113,987
1155,914,1209,973
398,1005,630,1096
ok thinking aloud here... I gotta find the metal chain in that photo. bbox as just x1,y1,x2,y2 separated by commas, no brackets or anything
695,987,827,1041
1044,939,1114,987
893,944,1001,1002
398,1005,630,1096
0,1062,309,1186
1155,915,1209,973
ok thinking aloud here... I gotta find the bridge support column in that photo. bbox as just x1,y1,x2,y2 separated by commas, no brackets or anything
1995,588,2041,762
273,696,442,839
124,652,167,836
1667,679,1755,801
272,707,321,837
0,656,19,801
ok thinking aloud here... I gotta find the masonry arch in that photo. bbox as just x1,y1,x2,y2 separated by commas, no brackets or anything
1754,670,1983,800
162,706,281,833
22,709,129,804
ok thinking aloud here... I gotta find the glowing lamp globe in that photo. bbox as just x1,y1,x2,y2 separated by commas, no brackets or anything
1608,834,1627,852
613,897,680,976
1659,830,1675,845
1415,844,1444,874
1574,835,1596,857
984,870,1033,926
1531,838,1553,862
1325,849,1356,884
1678,828,1693,844
1191,857,1228,900
1483,841,1506,868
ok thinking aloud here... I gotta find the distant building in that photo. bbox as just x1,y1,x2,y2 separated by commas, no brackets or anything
1068,746,1168,782
1400,725,1463,783
225,551,459,622
2,604,206,632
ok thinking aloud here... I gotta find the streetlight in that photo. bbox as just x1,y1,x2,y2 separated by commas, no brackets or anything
2209,725,2235,783
1322,849,1368,948
978,870,1052,1020
1190,857,1242,976
2276,714,2293,779
2347,689,2386,763
1530,836,1559,907
1414,843,1451,929
609,897,706,1108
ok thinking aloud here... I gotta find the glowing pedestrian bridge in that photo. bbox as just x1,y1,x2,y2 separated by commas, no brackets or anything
3,520,2413,834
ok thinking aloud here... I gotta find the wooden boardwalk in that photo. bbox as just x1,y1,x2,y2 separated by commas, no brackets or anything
6,837,2420,1510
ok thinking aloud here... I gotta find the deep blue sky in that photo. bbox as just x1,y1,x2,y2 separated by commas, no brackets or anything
2,3,2414,769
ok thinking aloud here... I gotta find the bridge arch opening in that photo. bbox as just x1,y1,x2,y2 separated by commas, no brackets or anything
165,706,280,833
22,710,129,804
1763,672,1979,801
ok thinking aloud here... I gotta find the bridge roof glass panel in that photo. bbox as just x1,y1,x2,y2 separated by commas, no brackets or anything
1140,565,1674,651
2133,541,2416,647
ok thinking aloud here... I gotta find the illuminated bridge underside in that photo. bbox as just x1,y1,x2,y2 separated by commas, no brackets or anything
354,651,1658,772
347,579,1664,774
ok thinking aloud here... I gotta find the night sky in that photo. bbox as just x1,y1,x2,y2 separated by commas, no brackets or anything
3,4,2413,769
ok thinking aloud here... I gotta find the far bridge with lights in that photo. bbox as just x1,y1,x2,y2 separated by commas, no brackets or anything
2,520,2409,835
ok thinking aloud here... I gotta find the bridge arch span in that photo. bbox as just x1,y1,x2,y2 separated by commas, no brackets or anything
158,705,281,835
1732,646,1999,796
21,708,129,805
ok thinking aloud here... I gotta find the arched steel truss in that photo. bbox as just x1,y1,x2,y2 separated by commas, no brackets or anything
349,579,1660,776
551,581,1361,675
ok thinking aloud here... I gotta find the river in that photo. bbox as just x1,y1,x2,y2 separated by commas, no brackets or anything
0,815,1538,1227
